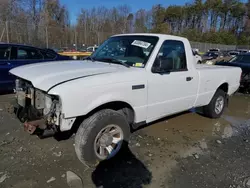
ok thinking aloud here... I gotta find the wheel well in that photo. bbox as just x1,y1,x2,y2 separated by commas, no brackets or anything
218,83,229,94
73,101,135,131
92,101,134,122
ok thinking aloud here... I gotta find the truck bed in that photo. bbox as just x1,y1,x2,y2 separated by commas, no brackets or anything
195,64,234,70
194,64,241,107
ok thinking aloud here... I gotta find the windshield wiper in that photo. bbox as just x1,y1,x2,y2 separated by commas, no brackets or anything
96,57,130,68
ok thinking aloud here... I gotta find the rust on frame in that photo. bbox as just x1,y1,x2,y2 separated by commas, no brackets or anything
24,119,46,134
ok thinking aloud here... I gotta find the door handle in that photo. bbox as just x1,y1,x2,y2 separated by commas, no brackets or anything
186,77,193,81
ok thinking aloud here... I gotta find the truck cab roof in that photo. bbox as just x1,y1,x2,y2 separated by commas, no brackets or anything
113,33,188,41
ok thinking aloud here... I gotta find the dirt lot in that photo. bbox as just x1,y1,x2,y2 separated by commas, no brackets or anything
1,93,250,188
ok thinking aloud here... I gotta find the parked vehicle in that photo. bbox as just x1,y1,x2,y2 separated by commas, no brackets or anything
192,48,199,53
10,33,241,165
202,51,219,60
228,51,240,57
0,43,71,91
215,53,250,91
87,46,98,52
201,51,220,64
236,49,250,54
208,48,220,52
192,50,202,64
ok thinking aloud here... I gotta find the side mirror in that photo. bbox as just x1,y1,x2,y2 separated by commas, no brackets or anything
152,57,173,74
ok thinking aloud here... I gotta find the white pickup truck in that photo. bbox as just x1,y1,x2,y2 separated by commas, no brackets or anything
10,33,241,165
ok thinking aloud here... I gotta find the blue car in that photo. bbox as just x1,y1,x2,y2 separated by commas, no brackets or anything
0,43,71,92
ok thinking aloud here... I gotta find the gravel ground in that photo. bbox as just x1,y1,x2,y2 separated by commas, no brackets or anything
0,93,250,188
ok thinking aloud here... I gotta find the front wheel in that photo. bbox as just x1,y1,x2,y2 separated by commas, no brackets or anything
203,89,226,118
74,109,130,166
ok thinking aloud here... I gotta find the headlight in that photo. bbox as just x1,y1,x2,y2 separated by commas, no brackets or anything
43,95,52,115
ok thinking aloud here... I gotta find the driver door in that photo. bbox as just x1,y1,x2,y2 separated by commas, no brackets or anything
147,40,199,122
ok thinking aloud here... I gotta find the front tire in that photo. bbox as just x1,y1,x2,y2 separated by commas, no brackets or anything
74,109,130,166
203,89,226,118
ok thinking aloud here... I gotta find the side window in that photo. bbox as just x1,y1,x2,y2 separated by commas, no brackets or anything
0,46,10,60
153,40,187,72
240,56,250,63
16,47,43,60
17,49,28,59
41,50,56,59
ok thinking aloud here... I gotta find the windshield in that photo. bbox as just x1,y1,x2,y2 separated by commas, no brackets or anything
91,35,159,68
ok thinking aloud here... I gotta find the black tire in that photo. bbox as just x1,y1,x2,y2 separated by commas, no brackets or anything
203,89,226,118
198,60,202,64
74,109,130,166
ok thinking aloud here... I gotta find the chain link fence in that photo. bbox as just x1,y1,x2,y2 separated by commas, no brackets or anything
0,21,247,52
190,41,237,53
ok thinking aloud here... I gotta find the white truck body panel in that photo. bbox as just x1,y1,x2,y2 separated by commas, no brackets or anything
9,33,242,131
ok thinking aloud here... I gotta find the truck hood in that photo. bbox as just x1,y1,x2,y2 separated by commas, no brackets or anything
10,60,125,92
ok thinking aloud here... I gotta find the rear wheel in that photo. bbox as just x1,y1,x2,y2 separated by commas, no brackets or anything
203,89,226,118
74,109,130,166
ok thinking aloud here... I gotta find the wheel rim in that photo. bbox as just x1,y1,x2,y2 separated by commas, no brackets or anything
94,124,124,160
215,96,224,114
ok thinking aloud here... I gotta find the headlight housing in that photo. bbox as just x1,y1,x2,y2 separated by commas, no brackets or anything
43,95,53,115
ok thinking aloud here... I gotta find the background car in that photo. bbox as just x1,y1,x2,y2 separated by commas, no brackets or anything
201,51,228,65
86,46,98,52
236,49,250,54
215,53,250,92
228,50,240,57
0,43,72,92
208,48,220,52
202,51,220,62
192,50,202,64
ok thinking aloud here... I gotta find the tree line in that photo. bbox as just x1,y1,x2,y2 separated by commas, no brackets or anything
0,0,250,48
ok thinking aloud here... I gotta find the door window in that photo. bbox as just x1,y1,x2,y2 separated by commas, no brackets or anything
41,50,56,59
0,46,10,60
153,40,187,72
16,47,43,60
240,55,250,63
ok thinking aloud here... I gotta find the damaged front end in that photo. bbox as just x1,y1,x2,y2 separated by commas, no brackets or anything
14,78,61,138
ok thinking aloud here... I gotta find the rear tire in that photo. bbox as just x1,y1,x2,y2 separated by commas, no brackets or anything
203,89,226,118
74,109,130,166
